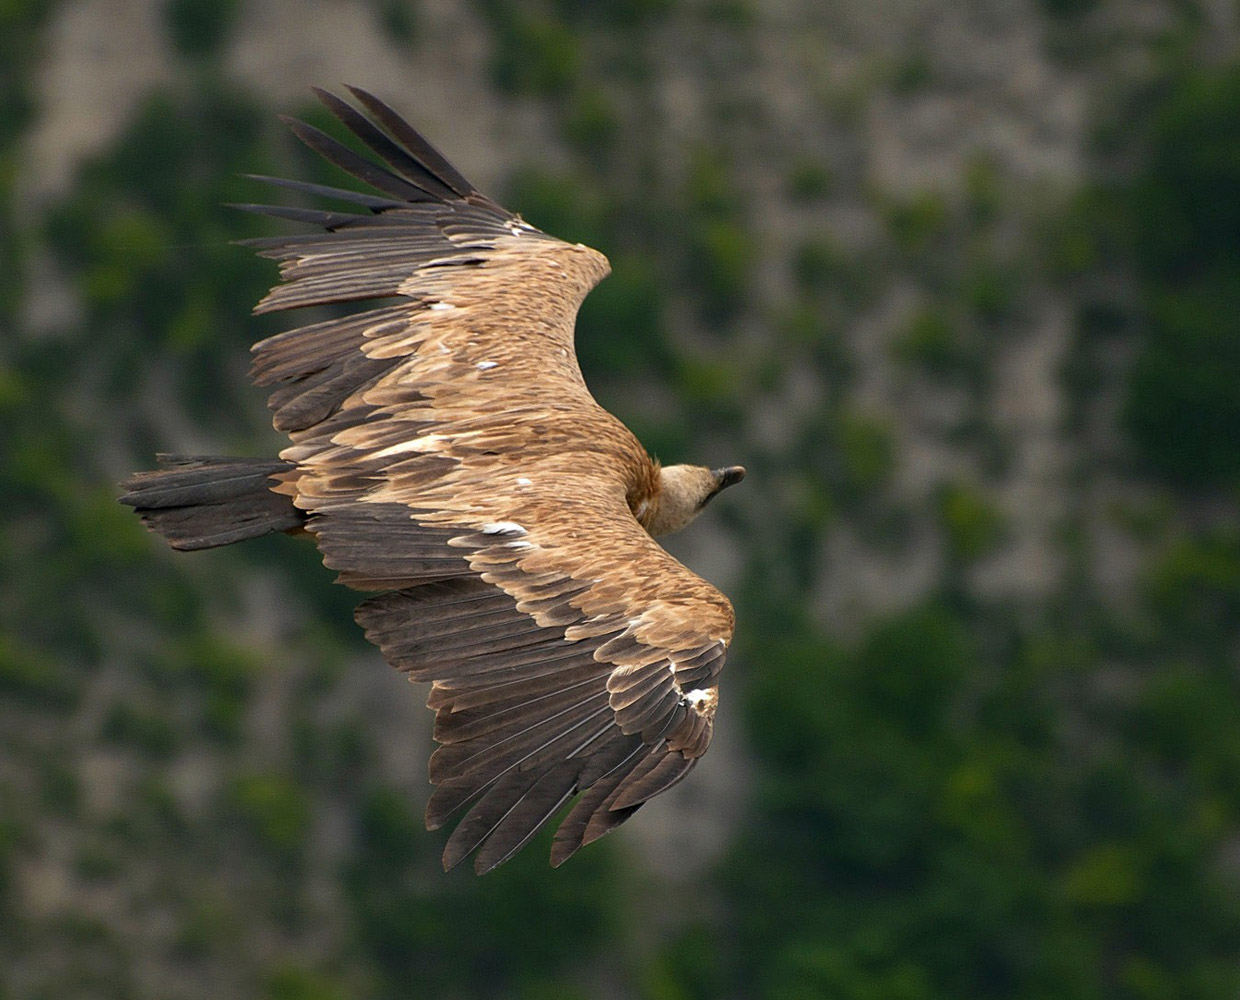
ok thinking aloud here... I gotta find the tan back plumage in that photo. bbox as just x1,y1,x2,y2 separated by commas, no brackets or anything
238,88,735,873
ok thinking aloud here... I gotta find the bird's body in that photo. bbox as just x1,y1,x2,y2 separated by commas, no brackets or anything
121,88,744,873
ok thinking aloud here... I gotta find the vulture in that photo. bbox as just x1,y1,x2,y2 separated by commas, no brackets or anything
121,87,745,874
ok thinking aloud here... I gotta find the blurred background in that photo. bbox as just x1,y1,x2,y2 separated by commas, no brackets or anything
3,0,1240,996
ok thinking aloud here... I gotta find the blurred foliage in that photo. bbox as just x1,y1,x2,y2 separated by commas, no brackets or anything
0,0,56,327
964,157,1001,228
687,215,752,320
703,0,756,28
893,307,970,378
786,158,833,202
1142,529,1240,656
344,786,625,998
563,85,620,154
553,0,674,27
371,0,417,46
1039,0,1100,17
0,632,78,711
884,191,950,257
265,965,350,1000
1121,63,1240,487
43,82,279,429
792,236,843,294
228,773,314,861
479,1,581,97
937,481,1006,564
100,700,181,759
163,0,241,58
961,254,1019,322
835,413,896,501
683,148,753,323
892,50,934,95
715,586,1240,999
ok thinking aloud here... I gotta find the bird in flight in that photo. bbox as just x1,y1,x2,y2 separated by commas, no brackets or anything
121,87,745,874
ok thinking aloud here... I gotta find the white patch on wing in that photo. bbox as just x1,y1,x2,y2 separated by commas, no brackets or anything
429,301,455,311
684,688,712,705
515,477,533,487
481,521,527,537
370,433,445,460
475,361,498,370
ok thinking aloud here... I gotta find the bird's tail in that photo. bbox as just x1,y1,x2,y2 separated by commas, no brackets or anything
119,455,305,551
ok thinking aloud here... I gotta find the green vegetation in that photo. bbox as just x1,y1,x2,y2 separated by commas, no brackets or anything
229,774,313,859
893,307,967,377
101,701,181,758
1061,59,1235,488
1039,0,1100,16
961,255,1019,322
163,0,241,58
0,0,56,326
937,481,1006,563
480,2,580,97
265,965,350,1000
1143,529,1240,655
343,786,624,998
836,413,896,500
563,85,620,154
0,633,77,710
786,159,833,202
792,236,842,293
712,581,1240,998
1121,64,1240,487
684,148,753,322
372,0,417,45
892,50,933,95
884,190,950,256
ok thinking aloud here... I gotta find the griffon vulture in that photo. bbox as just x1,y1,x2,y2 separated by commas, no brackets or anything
121,88,745,873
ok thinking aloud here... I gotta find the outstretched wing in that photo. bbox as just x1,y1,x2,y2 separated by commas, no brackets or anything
244,88,734,873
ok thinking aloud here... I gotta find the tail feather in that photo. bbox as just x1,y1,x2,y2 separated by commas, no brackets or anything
120,455,304,550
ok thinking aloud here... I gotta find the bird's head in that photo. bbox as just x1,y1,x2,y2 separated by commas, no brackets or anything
642,464,746,536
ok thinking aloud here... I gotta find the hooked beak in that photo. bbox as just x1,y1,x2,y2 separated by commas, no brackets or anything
701,466,746,507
